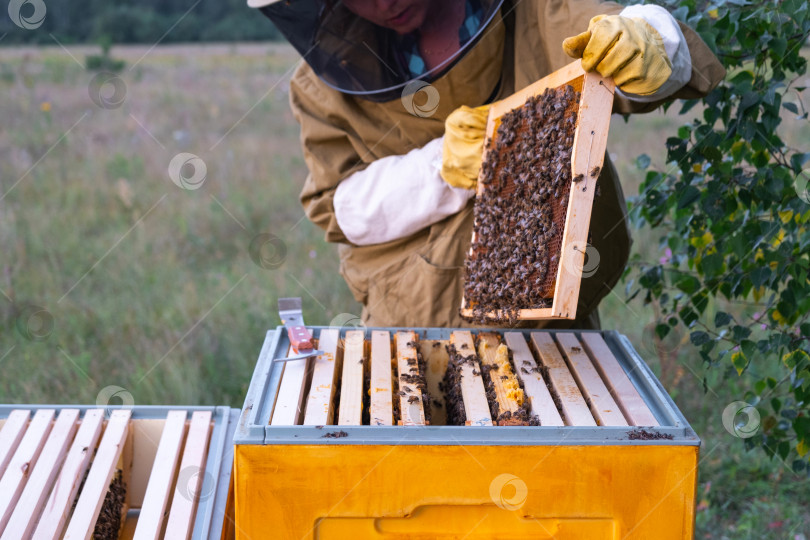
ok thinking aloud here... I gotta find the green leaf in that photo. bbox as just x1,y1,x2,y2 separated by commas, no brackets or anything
750,267,771,288
714,311,732,327
675,273,701,294
783,102,799,114
740,340,758,360
778,441,790,460
677,186,701,209
731,350,748,375
783,350,810,369
690,331,710,346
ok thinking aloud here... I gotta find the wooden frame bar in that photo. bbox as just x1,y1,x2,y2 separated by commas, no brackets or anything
530,332,595,426
0,408,54,533
32,409,105,540
503,332,564,426
0,410,30,478
338,330,366,426
164,410,213,540
271,345,313,426
63,409,131,540
579,333,658,426
450,331,493,426
556,333,627,426
2,409,79,539
460,61,615,321
477,333,524,424
395,331,426,426
369,331,394,426
134,410,189,540
421,340,449,426
303,328,342,426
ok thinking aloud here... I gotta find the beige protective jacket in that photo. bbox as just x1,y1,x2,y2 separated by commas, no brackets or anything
289,0,725,328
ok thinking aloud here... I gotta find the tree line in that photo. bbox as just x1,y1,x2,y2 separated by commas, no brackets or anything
0,0,282,44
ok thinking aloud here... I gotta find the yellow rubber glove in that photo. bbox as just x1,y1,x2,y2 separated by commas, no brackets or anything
441,104,490,189
562,15,672,96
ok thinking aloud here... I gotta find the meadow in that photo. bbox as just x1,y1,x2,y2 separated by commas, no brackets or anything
0,43,807,538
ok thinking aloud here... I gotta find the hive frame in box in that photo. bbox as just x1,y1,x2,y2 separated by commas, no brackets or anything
235,326,697,445
233,327,700,540
0,404,238,540
460,61,615,321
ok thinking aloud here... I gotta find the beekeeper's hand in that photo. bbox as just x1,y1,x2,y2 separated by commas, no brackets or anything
441,104,490,189
563,14,672,96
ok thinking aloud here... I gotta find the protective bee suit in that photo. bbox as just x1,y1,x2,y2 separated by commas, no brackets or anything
251,0,725,328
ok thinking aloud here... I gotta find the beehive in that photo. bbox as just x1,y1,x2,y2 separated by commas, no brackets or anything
234,326,699,539
0,405,237,540
461,61,615,321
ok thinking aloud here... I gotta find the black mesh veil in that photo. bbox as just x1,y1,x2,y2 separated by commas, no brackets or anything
253,0,505,102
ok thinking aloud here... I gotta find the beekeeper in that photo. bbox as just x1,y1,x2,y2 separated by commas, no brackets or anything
250,0,724,328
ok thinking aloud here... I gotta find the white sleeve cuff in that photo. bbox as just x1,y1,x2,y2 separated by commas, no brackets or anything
618,4,692,102
333,137,475,246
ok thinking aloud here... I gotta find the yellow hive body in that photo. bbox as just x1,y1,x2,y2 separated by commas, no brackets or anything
233,327,700,540
234,444,697,539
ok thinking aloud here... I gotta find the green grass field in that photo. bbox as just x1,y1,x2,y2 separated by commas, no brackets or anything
0,43,807,538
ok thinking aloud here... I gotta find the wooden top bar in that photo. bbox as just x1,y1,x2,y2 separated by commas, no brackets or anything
369,330,394,426
31,409,104,540
3,409,79,539
450,331,493,427
0,408,54,533
556,333,627,426
271,344,312,426
478,333,524,424
531,332,596,426
303,328,342,426
164,410,213,540
134,410,189,540
0,410,30,479
503,332,564,426
338,330,366,426
64,409,131,540
395,331,426,426
579,333,658,426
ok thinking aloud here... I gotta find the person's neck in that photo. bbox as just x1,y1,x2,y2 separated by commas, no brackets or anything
418,0,467,71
